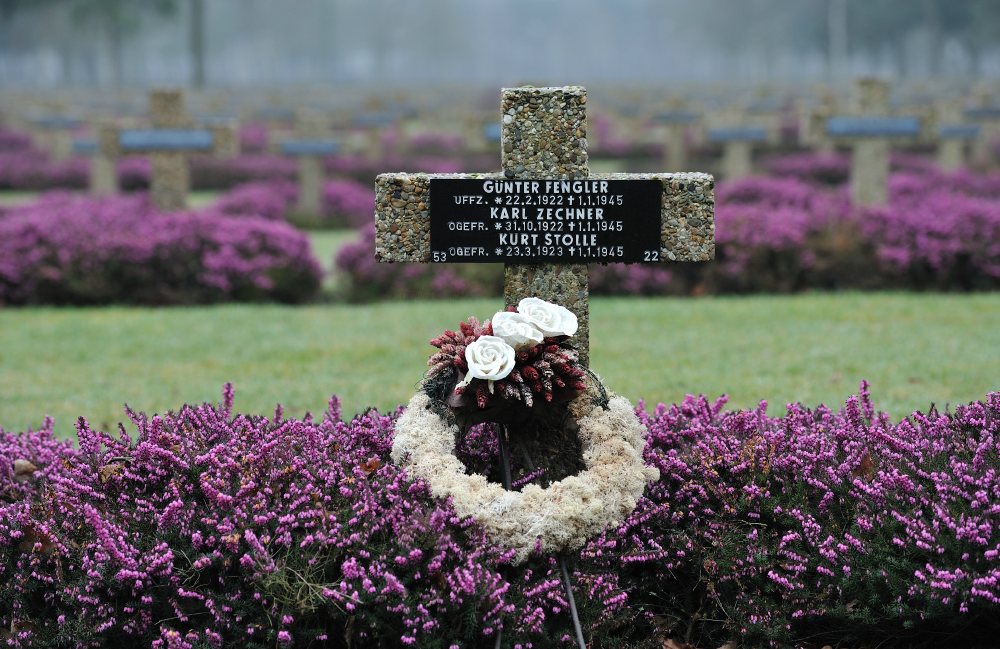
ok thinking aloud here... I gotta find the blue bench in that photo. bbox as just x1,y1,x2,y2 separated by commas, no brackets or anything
938,124,981,140
707,127,768,143
119,129,215,152
825,116,921,138
280,139,340,156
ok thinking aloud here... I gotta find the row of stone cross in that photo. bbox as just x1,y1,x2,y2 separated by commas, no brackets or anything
24,90,344,213
13,78,1000,212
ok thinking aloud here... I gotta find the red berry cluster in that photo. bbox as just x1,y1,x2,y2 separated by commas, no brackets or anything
427,315,491,378
427,314,586,410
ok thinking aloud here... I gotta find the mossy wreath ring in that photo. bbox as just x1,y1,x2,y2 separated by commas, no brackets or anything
391,379,658,564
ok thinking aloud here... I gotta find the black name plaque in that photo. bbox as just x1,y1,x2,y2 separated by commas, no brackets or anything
429,179,663,263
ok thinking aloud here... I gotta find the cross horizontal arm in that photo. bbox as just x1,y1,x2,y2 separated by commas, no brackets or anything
374,171,715,264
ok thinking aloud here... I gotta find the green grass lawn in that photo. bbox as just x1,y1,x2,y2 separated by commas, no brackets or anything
0,191,41,206
308,229,361,287
188,190,220,208
1,190,220,208
1,293,998,438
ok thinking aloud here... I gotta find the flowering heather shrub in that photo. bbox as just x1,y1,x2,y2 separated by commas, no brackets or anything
211,179,374,228
239,123,270,153
406,131,464,154
890,151,939,175
0,387,644,648
214,180,298,221
321,178,375,228
589,114,633,157
0,151,88,190
587,114,663,158
3,384,999,647
588,383,1000,648
764,152,850,185
335,223,501,301
116,156,153,191
0,128,32,152
589,263,673,296
591,177,863,296
326,154,495,186
0,193,322,305
705,178,864,293
860,173,1000,288
342,164,1000,298
190,154,297,189
0,150,298,193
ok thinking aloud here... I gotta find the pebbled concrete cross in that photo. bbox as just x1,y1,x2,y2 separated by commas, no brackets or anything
374,86,715,366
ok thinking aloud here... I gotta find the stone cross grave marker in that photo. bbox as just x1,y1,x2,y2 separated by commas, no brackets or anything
826,79,920,206
800,92,839,153
707,125,769,181
374,86,715,366
964,101,1000,168
651,103,701,172
31,115,84,161
280,112,340,217
353,110,397,162
99,90,238,210
936,101,980,172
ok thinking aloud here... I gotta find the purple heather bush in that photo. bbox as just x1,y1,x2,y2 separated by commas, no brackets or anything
0,128,32,152
0,151,88,191
189,154,297,189
326,154,495,186
117,157,152,191
339,162,1000,299
764,151,850,185
0,192,322,305
860,172,1000,289
213,180,298,221
406,131,464,154
321,178,376,229
600,382,1000,648
2,383,998,648
211,178,374,228
335,223,501,301
94,155,298,194
239,123,271,153
0,387,632,648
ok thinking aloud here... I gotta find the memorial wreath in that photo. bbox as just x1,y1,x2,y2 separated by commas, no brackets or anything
392,298,658,563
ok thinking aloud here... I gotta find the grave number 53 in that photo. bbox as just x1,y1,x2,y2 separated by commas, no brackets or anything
433,251,447,262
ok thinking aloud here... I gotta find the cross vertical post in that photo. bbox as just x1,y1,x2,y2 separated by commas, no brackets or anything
499,87,592,365
282,112,338,217
149,90,194,211
935,100,977,172
91,120,120,195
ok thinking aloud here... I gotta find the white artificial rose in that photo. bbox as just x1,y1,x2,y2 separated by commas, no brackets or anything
458,335,516,389
491,311,544,348
517,297,578,337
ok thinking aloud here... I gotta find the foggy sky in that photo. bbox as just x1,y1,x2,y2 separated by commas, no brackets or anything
2,0,998,88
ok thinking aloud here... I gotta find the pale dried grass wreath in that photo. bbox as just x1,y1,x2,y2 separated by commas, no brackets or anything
391,299,657,563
